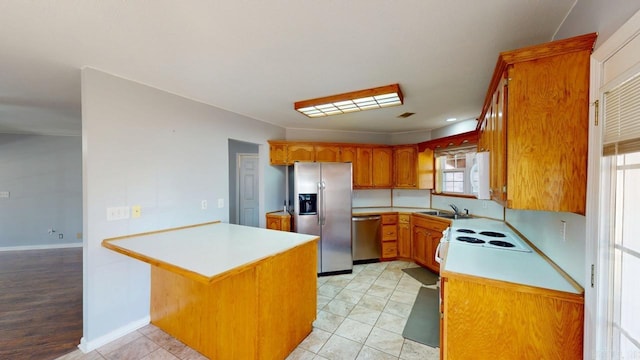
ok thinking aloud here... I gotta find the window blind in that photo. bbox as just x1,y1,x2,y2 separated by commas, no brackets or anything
603,72,640,155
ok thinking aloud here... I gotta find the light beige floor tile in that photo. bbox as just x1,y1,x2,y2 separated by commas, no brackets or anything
286,347,317,360
97,331,144,356
389,289,418,306
324,298,357,317
318,334,363,360
334,288,366,305
103,336,159,360
314,310,346,332
299,328,333,353
352,273,378,285
352,265,366,274
348,304,382,326
377,269,404,281
317,276,330,286
364,327,405,357
55,350,106,360
326,276,352,288
357,294,388,312
375,312,408,335
366,284,394,299
169,346,207,360
346,279,374,293
400,339,440,360
383,300,413,318
373,277,399,289
317,294,333,309
313,355,331,360
140,348,179,360
356,346,398,360
142,326,186,354
365,262,388,272
334,318,373,344
318,283,344,298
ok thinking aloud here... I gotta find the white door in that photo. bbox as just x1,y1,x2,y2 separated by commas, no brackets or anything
237,154,259,227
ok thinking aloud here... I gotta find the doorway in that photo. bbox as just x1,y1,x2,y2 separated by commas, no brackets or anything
228,139,260,226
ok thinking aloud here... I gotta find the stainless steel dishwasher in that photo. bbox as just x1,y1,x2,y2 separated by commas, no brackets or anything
352,215,381,263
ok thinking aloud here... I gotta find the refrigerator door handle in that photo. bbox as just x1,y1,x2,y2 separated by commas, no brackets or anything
320,181,327,225
317,181,322,226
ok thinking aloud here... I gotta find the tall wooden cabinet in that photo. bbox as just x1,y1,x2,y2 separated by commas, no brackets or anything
393,146,417,188
477,32,597,214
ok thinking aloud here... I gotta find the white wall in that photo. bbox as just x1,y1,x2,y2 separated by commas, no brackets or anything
431,194,504,220
505,209,586,287
0,134,82,249
80,68,286,350
285,128,390,144
555,0,640,44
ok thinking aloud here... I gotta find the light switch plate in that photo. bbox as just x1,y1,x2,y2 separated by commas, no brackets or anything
217,198,224,208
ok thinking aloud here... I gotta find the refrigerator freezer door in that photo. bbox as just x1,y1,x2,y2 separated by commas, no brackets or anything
293,163,322,270
319,162,353,273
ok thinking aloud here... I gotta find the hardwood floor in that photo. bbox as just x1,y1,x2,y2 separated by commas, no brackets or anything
0,247,83,360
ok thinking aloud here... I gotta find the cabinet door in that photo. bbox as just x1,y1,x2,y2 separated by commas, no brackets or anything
355,147,373,187
315,145,340,162
269,142,288,165
287,144,315,163
426,230,443,272
398,221,411,258
417,148,434,190
393,146,417,188
493,72,507,204
340,146,357,163
372,147,392,187
412,225,429,267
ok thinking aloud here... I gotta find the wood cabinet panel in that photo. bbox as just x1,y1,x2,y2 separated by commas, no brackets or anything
393,146,417,188
355,147,373,187
268,141,288,165
417,148,434,189
398,214,411,259
315,145,340,162
381,242,397,259
340,146,357,163
411,215,450,273
372,147,392,187
381,225,397,242
477,33,595,214
287,144,315,163
265,212,291,232
442,274,583,359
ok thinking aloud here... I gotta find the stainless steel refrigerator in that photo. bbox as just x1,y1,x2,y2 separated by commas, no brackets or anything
290,162,353,275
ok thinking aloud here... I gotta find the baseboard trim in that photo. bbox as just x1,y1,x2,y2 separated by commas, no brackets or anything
0,242,83,252
77,316,150,353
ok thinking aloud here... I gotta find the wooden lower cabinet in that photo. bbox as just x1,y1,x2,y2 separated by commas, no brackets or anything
441,273,584,359
380,214,398,260
411,215,450,272
397,214,411,259
265,211,291,232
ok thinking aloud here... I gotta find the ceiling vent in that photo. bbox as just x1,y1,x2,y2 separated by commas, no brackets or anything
397,112,415,118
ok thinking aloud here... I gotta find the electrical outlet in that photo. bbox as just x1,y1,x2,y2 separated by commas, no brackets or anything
107,206,130,221
217,198,224,208
58,233,63,239
482,201,488,209
561,220,567,241
201,200,208,210
131,205,141,218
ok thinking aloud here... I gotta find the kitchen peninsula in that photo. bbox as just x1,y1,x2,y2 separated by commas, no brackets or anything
102,221,319,360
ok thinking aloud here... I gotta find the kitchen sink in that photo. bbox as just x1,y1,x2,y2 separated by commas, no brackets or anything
416,211,471,220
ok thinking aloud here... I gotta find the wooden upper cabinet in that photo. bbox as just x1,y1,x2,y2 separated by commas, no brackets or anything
287,143,315,163
393,146,417,188
314,145,341,162
268,141,288,165
355,147,373,187
372,147,392,188
340,146,357,163
417,148,434,190
478,32,596,214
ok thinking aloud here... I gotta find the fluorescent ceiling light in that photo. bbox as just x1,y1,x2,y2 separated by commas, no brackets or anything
446,117,457,122
295,84,403,117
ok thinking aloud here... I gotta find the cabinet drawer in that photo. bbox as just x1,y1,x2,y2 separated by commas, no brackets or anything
381,224,397,241
382,242,397,258
398,214,410,223
381,214,398,225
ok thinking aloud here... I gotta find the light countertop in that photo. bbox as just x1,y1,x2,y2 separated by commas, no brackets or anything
102,222,318,281
352,207,433,215
442,218,582,294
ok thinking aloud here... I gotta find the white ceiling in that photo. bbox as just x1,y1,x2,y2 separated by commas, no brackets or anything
0,1,577,136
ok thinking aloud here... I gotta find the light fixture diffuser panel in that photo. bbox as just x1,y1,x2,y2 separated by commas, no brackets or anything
294,83,403,117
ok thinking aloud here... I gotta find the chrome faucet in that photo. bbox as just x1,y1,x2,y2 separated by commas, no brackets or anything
449,204,459,215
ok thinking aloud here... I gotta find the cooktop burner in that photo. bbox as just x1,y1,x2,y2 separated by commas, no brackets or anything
488,240,515,248
456,236,486,244
479,231,506,238
456,229,476,234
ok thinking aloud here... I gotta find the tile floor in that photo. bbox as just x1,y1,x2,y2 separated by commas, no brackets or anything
56,260,439,360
